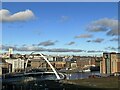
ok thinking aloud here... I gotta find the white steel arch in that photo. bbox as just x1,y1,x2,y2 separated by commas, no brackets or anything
25,52,61,80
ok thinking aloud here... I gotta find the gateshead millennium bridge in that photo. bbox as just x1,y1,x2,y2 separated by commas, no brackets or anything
2,52,65,81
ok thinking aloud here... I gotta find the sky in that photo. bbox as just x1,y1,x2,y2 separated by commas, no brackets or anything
1,2,119,56
2,0,120,2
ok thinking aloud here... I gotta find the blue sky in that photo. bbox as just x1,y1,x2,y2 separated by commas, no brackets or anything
1,2,118,56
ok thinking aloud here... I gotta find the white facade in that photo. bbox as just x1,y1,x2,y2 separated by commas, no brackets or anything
71,63,77,69
9,48,13,54
0,64,2,75
47,56,54,61
5,58,24,72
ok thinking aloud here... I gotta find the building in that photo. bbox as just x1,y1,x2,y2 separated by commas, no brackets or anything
76,56,96,70
8,48,13,55
30,56,66,70
70,62,77,69
0,58,11,75
5,58,24,72
52,61,66,70
30,58,46,69
100,52,120,74
46,56,64,62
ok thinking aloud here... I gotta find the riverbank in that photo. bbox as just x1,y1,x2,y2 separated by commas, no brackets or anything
2,76,119,90
62,76,119,89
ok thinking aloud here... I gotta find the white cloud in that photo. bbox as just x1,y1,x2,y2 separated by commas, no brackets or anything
92,18,117,28
2,45,84,52
87,18,118,36
66,41,75,45
87,50,104,53
107,28,118,36
75,34,93,38
0,9,35,22
104,46,117,51
110,37,118,41
87,25,108,32
87,38,104,43
38,40,58,46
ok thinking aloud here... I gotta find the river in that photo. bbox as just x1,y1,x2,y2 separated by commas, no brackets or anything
65,71,100,80
2,71,101,90
2,71,100,82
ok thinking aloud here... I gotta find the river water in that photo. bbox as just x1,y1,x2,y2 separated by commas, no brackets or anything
2,71,100,82
65,71,100,80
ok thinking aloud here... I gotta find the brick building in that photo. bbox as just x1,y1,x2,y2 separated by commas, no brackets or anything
30,58,66,70
100,52,120,74
75,56,96,69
